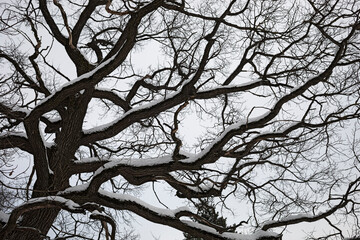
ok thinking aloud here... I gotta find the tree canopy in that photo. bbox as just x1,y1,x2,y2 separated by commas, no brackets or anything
0,0,360,239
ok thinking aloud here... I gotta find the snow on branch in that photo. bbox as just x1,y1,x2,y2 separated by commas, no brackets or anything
26,54,116,119
261,201,348,231
96,190,281,240
0,196,87,239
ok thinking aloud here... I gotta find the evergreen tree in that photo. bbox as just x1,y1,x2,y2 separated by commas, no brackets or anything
184,199,236,240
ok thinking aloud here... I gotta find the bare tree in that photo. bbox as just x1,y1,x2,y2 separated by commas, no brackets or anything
0,0,359,239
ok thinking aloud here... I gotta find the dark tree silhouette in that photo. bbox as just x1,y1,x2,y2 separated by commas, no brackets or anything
184,198,237,240
0,0,360,239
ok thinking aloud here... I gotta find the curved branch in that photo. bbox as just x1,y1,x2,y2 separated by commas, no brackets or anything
0,134,32,153
72,0,107,46
63,189,281,240
0,197,86,239
39,0,94,74
93,88,130,111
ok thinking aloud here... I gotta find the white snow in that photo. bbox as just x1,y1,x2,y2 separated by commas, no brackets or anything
31,55,117,114
58,187,283,240
198,79,262,93
92,155,173,176
279,213,312,221
71,154,183,180
180,111,271,164
26,196,81,210
72,157,106,164
180,219,219,235
98,189,187,218
90,209,110,219
61,188,193,219
261,213,313,228
60,183,90,195
181,220,280,240
226,230,279,240
174,206,192,213
83,78,192,134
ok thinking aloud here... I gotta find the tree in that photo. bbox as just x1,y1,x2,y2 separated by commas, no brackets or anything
184,198,238,240
0,0,359,239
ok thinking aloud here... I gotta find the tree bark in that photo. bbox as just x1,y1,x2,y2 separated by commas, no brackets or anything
6,208,59,240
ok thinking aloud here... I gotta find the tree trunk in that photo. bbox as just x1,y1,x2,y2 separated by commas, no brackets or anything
5,152,71,240
6,208,59,240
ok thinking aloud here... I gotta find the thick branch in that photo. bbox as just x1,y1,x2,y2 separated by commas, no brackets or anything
0,197,86,239
0,134,32,153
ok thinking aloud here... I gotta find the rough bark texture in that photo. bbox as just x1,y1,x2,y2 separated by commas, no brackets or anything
0,0,359,239
7,209,59,240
